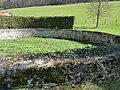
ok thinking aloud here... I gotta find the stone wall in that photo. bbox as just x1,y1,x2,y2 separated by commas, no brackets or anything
0,28,119,86
1,51,119,86
59,55,120,83
0,28,120,45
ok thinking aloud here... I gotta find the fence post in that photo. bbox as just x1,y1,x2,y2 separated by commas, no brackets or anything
104,19,107,25
116,19,117,25
93,19,95,24
85,19,87,24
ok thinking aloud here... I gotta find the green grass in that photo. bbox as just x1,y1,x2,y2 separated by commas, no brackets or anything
1,1,120,35
0,37,94,55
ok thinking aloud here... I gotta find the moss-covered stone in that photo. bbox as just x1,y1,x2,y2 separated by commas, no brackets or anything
11,66,65,86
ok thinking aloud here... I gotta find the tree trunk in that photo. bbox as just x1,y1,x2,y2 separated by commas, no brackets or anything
96,14,99,27
96,0,101,28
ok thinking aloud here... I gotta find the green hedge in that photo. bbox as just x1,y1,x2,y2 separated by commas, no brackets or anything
0,16,74,29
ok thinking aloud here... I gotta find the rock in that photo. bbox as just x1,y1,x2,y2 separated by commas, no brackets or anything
98,80,103,84
43,83,56,89
71,83,76,88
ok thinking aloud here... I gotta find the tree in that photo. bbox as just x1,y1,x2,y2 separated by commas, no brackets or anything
87,0,111,27
0,0,3,8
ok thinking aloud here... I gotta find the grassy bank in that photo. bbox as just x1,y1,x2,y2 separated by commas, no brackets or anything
0,37,94,55
1,1,120,35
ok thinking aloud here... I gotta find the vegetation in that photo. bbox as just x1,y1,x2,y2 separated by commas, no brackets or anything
49,78,120,90
0,37,94,55
0,0,82,9
0,1,119,89
0,66,65,88
47,78,120,90
9,77,120,90
0,0,119,9
0,16,74,29
1,37,118,57
87,0,111,27
1,1,120,34
10,66,65,86
1,57,119,89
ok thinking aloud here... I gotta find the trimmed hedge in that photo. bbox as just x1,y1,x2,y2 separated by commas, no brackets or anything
0,16,74,29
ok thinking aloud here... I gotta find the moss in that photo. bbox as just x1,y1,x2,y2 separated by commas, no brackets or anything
12,66,65,86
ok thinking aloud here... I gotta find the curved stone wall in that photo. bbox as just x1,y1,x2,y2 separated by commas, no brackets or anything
0,28,120,87
0,28,120,44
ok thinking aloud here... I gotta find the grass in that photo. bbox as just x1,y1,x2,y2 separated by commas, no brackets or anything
1,1,120,35
0,2,119,89
0,37,94,55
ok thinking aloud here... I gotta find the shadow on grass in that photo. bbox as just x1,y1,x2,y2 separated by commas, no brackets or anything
49,36,101,46
74,26,97,30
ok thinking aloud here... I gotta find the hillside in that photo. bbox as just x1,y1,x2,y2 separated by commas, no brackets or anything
0,0,119,9
1,1,120,35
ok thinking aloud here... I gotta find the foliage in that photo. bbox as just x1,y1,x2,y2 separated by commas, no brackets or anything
1,1,120,34
11,66,65,86
12,78,120,90
50,0,62,5
0,16,74,29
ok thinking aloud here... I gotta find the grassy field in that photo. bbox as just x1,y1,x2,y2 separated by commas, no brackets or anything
1,1,120,35
0,37,94,55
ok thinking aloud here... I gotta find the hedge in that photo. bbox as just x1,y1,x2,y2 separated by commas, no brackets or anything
0,16,74,29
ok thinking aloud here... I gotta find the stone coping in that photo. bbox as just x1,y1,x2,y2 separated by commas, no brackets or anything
0,28,119,45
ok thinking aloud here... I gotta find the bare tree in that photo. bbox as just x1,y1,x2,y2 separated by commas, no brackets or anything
87,0,111,27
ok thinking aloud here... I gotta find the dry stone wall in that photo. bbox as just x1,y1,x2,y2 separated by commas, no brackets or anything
60,55,120,83
0,28,120,45
0,28,120,87
0,51,119,86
